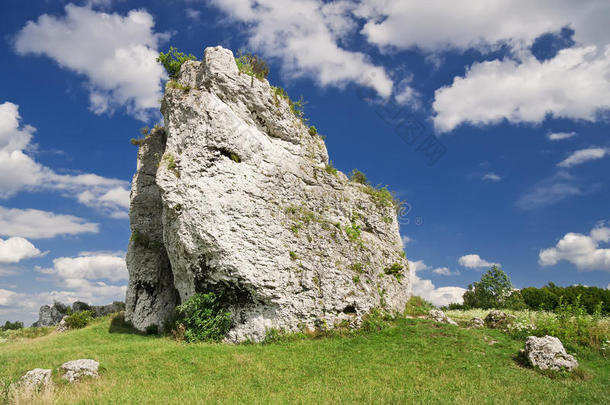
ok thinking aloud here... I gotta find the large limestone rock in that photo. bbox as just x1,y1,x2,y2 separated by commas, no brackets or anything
125,46,411,342
523,336,578,371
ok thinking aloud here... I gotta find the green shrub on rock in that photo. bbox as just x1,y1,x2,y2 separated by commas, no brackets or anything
174,292,231,342
157,47,197,78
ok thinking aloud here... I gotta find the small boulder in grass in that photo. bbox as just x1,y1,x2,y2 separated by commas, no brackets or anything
484,310,516,329
468,317,485,328
56,316,69,333
18,368,53,392
428,309,457,325
60,359,100,383
523,335,578,371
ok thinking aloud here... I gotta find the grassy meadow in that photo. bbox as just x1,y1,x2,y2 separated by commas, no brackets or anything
0,313,608,404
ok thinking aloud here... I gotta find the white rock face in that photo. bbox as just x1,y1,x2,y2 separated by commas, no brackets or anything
428,309,457,325
125,46,411,342
60,359,100,383
524,336,578,371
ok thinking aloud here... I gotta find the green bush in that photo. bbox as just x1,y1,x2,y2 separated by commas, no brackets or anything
64,310,94,329
404,296,435,316
308,125,317,135
174,292,232,342
157,47,197,78
361,309,393,332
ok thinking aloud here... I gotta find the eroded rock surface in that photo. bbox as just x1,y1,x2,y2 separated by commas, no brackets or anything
18,368,53,392
523,336,578,371
60,359,100,383
428,309,457,325
126,46,410,342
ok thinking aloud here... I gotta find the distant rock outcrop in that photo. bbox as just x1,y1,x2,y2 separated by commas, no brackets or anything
32,302,68,327
125,46,411,342
32,301,125,327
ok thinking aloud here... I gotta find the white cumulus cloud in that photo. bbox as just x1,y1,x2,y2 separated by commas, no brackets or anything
0,206,98,239
409,260,466,306
0,237,43,263
37,253,127,282
557,147,608,168
209,0,394,98
539,224,610,271
433,46,610,133
355,0,610,52
458,254,499,269
0,101,130,217
548,131,577,141
14,4,167,120
432,267,460,276
482,173,502,182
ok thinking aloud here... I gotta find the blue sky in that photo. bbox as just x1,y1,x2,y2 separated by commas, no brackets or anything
1,0,609,324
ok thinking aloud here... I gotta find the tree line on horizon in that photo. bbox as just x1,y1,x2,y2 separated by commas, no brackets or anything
445,265,609,315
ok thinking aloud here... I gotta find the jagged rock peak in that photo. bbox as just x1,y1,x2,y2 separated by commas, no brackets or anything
125,45,411,342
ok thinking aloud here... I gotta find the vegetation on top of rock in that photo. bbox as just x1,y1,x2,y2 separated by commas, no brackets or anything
131,124,163,147
157,46,197,78
165,80,192,92
235,51,269,82
173,292,231,342
349,169,368,185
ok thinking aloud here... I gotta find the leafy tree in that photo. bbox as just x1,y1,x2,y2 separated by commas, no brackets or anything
157,47,197,78
2,320,23,330
462,265,513,309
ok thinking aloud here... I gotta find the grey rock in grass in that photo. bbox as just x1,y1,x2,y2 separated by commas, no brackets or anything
56,316,69,333
484,310,515,329
60,359,100,383
428,309,457,325
125,46,411,342
468,317,485,328
18,368,53,392
524,335,578,371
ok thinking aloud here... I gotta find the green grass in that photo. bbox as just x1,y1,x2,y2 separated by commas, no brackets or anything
0,316,608,404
